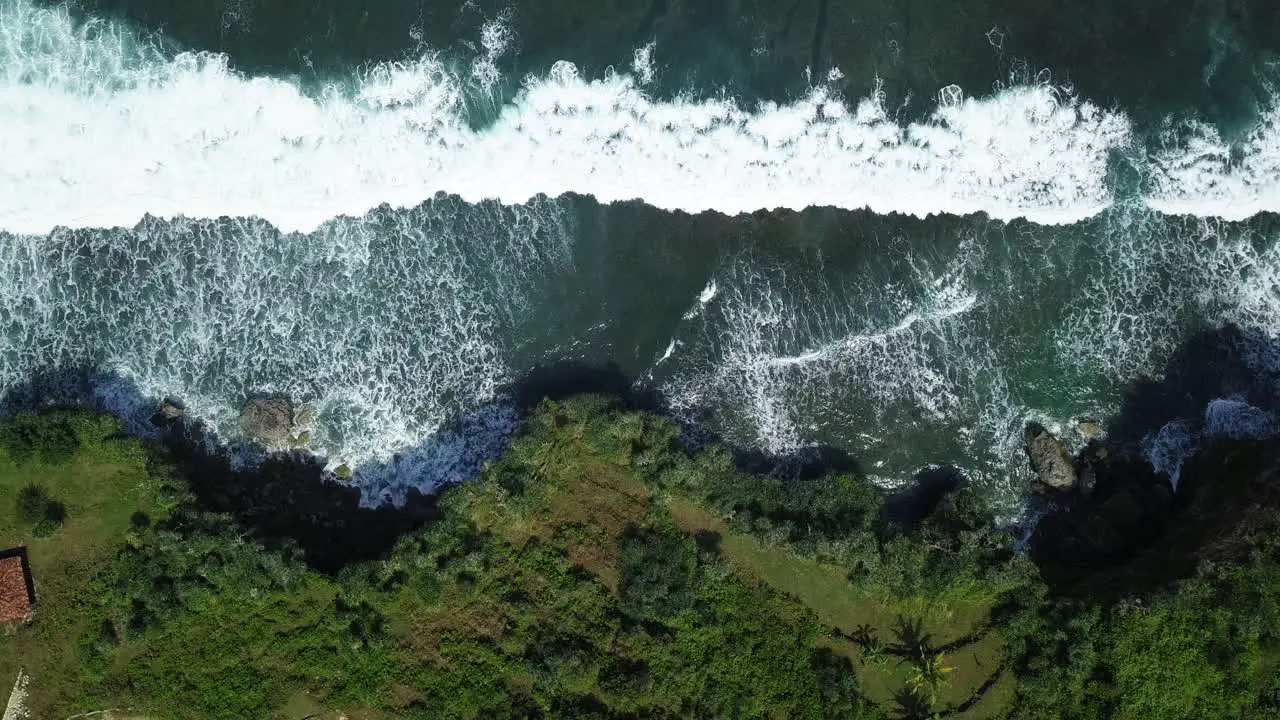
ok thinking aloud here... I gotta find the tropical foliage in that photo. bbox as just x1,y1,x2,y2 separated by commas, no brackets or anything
3,399,1280,719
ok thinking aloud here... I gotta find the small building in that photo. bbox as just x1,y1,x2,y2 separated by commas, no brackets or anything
0,547,35,624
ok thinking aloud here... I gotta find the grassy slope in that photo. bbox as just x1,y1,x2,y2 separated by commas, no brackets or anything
461,400,1009,718
2,402,1017,718
666,498,1008,718
0,412,174,715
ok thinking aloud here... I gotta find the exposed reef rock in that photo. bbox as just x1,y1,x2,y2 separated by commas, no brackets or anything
1024,422,1077,491
1075,419,1102,441
240,397,294,448
1027,326,1280,599
150,399,184,427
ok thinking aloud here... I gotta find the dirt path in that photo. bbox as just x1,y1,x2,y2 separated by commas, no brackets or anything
1,671,28,720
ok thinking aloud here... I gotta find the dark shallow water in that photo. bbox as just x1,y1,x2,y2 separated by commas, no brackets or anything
62,0,1280,129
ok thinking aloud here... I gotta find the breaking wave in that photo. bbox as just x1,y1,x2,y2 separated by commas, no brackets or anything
0,0,1132,235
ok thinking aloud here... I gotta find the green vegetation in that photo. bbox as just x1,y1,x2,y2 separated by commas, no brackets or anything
2,411,81,464
1008,529,1280,719
2,398,1280,718
615,528,694,620
0,410,178,716
16,484,66,538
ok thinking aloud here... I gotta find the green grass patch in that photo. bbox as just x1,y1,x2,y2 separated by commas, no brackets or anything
667,497,992,641
0,410,176,715
667,496,1006,717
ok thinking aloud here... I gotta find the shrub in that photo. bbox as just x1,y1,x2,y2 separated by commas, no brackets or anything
1109,581,1258,720
2,412,81,464
617,528,695,621
18,483,67,537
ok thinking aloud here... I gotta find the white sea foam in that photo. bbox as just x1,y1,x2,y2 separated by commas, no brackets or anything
1145,103,1280,220
11,0,1280,512
0,0,1132,236
698,279,719,305
769,293,977,368
0,198,573,503
632,41,656,86
470,15,512,92
662,241,989,456
655,339,678,364
680,279,718,321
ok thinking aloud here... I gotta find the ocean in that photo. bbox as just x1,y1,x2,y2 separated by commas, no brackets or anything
2,0,1279,511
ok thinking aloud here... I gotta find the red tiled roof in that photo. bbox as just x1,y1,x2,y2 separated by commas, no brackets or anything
0,550,34,623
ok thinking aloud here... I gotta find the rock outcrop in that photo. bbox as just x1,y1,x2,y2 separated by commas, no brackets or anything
240,397,294,448
1075,419,1102,441
1025,423,1077,491
149,399,185,427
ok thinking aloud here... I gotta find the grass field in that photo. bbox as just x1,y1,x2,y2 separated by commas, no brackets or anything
0,411,175,716
666,496,1009,717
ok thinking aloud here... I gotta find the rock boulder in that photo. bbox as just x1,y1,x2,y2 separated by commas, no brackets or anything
150,399,185,427
1025,422,1077,491
240,397,294,448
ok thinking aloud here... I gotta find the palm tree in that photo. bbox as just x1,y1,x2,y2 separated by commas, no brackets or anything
851,622,878,648
907,652,954,705
892,615,933,660
892,686,938,720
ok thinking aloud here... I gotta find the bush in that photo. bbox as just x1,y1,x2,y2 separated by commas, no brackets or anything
17,483,67,537
617,528,695,621
2,412,81,464
1109,580,1258,720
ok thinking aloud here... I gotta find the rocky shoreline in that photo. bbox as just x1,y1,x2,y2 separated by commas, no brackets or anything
133,376,1280,597
12,333,1275,597
1024,417,1280,598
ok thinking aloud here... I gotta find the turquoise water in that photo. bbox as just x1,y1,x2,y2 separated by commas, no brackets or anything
3,0,1280,510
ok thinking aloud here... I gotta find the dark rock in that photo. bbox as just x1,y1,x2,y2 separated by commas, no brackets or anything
1029,442,1190,598
1025,422,1077,491
150,399,185,427
1077,461,1097,499
1075,443,1108,499
240,397,294,448
1029,326,1280,600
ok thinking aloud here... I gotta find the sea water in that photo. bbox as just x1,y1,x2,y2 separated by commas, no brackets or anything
2,0,1279,510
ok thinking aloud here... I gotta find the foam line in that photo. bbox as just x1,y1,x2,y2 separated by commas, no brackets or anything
769,294,977,367
1145,107,1280,220
0,0,1131,235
